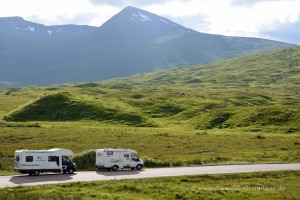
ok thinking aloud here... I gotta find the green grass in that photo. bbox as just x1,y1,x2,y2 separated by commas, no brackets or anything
0,126,299,173
0,47,299,174
1,171,299,200
6,92,153,127
1,47,299,129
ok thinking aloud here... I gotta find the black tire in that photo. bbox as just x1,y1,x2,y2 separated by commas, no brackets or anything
28,172,33,176
112,165,118,171
68,168,74,174
34,170,40,176
106,168,112,171
136,165,142,170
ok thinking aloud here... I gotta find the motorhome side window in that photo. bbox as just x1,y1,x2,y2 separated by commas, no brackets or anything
15,155,20,161
48,156,58,162
124,154,129,158
26,156,33,162
107,151,113,155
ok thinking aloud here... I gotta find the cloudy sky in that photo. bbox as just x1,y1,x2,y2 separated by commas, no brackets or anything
0,0,299,44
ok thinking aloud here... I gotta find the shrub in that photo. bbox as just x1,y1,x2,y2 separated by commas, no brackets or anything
131,94,143,99
72,149,96,170
256,135,266,139
141,156,171,168
75,83,99,88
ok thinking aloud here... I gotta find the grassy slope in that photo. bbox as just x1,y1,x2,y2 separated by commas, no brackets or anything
0,171,299,200
3,47,300,130
6,92,153,127
0,126,299,173
0,47,299,173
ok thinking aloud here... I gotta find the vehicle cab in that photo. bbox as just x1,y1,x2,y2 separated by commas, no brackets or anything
62,156,77,174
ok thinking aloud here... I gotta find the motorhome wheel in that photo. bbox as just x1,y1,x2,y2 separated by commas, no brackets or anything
68,168,74,174
34,170,40,176
136,165,142,170
112,165,118,171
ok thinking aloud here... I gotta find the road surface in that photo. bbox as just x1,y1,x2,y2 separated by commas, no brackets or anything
0,163,299,188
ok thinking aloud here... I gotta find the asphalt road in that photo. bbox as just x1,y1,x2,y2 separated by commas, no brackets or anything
1,163,300,188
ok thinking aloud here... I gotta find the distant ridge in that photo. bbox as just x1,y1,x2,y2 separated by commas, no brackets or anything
0,6,295,87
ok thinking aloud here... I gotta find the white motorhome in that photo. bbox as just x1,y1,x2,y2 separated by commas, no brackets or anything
14,148,77,176
96,149,144,171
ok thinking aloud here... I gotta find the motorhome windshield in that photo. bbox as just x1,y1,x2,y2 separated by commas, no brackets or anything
15,155,19,161
131,154,140,161
62,156,72,164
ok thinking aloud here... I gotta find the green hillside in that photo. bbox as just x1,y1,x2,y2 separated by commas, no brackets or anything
109,47,299,88
2,47,300,132
6,92,153,127
99,46,300,130
0,47,299,173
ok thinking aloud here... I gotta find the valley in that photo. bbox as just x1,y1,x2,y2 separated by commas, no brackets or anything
0,2,299,200
0,47,299,174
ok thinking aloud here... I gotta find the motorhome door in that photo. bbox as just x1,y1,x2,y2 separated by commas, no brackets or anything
123,153,131,168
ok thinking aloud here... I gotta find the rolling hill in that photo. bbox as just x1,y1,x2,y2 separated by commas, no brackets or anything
0,46,299,174
3,47,299,132
0,6,295,87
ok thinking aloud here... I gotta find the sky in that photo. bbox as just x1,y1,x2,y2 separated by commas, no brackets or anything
0,0,299,44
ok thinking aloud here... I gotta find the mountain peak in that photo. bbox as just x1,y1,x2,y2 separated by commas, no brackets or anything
99,5,191,35
122,6,141,11
119,6,178,24
112,6,159,23
0,7,295,87
121,6,149,13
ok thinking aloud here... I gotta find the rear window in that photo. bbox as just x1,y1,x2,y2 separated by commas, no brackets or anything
26,156,33,162
107,151,113,155
15,155,20,161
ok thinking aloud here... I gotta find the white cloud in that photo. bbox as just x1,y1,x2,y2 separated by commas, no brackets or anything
0,0,299,44
142,0,300,43
0,0,119,26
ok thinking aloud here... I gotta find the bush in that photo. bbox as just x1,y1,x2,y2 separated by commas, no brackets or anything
141,156,172,168
72,149,96,170
256,135,266,139
186,159,203,165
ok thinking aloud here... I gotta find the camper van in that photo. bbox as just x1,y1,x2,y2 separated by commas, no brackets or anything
96,149,144,171
14,148,77,176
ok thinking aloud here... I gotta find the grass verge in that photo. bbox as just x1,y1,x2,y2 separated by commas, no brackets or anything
0,170,299,199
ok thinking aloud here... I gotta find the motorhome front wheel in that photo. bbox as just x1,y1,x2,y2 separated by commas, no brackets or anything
136,165,142,170
68,168,74,174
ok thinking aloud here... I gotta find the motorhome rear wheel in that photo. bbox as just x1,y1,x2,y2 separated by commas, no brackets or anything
34,170,40,176
112,165,119,171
